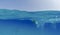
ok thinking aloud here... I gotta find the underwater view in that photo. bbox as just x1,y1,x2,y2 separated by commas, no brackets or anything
0,9,60,35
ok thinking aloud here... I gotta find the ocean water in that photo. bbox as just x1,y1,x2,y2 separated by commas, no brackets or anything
0,19,39,35
0,9,60,35
0,19,60,35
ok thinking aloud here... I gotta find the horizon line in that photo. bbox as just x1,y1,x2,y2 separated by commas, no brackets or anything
0,9,60,12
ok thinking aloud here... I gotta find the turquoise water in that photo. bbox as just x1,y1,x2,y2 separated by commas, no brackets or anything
0,9,60,35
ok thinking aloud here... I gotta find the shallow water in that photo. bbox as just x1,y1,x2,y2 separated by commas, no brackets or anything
0,19,60,35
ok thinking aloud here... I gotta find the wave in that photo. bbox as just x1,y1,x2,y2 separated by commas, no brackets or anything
0,9,60,28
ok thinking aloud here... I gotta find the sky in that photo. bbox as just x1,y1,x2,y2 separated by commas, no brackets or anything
0,0,60,11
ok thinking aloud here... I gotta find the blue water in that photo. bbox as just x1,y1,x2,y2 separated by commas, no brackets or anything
0,19,39,35
0,9,60,35
0,19,60,35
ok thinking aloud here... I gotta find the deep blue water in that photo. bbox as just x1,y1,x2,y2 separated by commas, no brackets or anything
0,19,60,35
